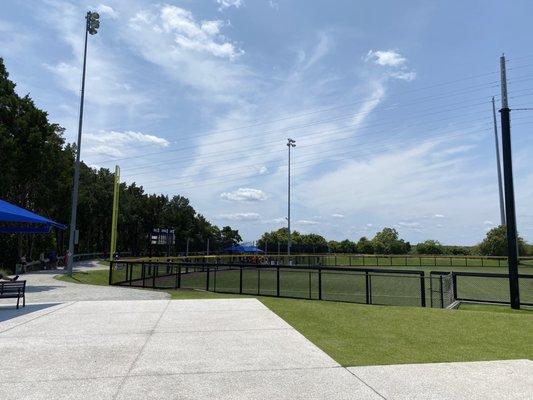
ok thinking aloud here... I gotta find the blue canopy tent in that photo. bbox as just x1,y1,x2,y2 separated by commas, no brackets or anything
224,244,263,254
0,199,66,234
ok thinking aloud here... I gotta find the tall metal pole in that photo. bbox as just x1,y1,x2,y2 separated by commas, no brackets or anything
499,54,520,309
66,18,90,276
287,138,296,256
492,97,506,226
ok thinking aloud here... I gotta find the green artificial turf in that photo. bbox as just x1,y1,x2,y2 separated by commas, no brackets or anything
261,297,533,366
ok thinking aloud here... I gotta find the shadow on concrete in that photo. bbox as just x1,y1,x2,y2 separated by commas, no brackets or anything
0,303,61,322
25,285,63,293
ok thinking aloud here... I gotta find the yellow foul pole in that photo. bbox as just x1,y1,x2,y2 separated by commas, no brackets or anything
109,165,120,262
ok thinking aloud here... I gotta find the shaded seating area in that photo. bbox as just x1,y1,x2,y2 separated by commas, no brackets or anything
0,199,66,234
0,198,66,277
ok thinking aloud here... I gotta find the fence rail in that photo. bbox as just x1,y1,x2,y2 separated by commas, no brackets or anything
110,261,426,307
124,254,533,268
109,261,533,308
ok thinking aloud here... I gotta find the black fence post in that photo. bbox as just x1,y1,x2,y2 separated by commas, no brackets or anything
109,261,113,285
239,265,243,294
308,271,312,299
452,272,457,301
128,263,132,286
276,266,280,297
142,262,146,288
206,267,210,291
439,275,444,308
257,268,261,295
177,264,182,288
152,265,157,288
420,272,426,307
429,274,434,308
365,271,370,304
318,268,322,300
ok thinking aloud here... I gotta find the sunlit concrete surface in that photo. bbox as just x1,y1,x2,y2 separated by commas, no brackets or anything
0,298,380,400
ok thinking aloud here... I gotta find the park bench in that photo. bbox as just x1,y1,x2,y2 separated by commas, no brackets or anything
0,281,26,309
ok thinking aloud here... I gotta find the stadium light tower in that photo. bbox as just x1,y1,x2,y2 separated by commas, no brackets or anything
67,11,100,276
287,138,296,256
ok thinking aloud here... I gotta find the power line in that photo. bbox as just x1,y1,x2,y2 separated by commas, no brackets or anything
109,91,533,176
128,118,533,192
91,76,512,165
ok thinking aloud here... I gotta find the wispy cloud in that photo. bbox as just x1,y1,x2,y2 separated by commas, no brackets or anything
219,212,261,221
365,50,406,67
84,130,169,157
216,0,244,11
220,188,267,202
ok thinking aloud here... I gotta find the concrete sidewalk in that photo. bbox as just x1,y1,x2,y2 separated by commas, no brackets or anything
0,261,169,305
0,299,379,399
0,298,531,399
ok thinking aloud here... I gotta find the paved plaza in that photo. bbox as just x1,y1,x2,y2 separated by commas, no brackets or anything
0,297,531,399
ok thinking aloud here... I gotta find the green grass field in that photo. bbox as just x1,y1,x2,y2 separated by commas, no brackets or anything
57,268,533,366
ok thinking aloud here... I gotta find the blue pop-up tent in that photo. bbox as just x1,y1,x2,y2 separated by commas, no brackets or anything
224,244,263,254
0,199,66,233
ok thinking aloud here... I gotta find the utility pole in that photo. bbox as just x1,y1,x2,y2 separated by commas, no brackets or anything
492,97,506,226
499,54,520,309
67,11,100,276
287,138,296,256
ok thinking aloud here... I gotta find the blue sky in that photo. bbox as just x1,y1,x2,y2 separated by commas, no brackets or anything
2,0,533,245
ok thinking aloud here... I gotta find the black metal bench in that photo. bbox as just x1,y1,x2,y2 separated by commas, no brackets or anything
0,281,26,309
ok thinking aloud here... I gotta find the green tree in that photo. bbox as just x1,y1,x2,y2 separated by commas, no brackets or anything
478,225,526,256
220,226,242,248
416,240,444,255
356,237,374,254
371,228,409,254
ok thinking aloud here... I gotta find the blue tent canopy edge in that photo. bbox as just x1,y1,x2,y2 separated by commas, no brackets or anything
0,199,67,233
224,244,263,254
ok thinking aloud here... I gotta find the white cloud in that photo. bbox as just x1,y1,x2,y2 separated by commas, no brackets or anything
365,50,406,67
389,70,417,81
398,221,422,229
484,220,495,226
216,0,244,11
157,5,242,59
434,214,445,218
126,4,249,100
220,188,267,202
364,49,416,82
219,212,261,221
96,4,118,19
332,213,345,219
84,130,169,157
297,219,319,225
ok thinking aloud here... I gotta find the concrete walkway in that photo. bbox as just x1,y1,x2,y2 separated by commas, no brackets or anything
0,299,380,399
0,264,531,399
0,298,531,399
0,261,169,304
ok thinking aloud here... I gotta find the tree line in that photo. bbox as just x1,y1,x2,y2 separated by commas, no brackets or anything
257,226,531,256
0,58,241,269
